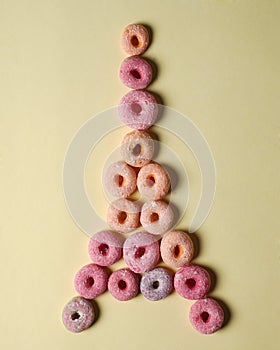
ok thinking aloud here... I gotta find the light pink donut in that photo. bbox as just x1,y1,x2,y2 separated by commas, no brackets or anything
107,198,140,233
118,90,158,130
121,130,154,167
189,298,224,334
160,230,194,268
121,24,150,56
123,231,160,273
119,56,152,89
74,264,108,299
108,268,140,301
140,200,174,235
104,161,137,198
88,230,123,266
62,296,95,333
137,163,170,200
174,265,211,300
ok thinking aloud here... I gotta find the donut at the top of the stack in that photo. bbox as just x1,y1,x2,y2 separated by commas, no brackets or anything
121,24,150,56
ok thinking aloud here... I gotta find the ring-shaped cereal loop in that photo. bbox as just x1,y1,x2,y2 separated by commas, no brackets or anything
121,24,150,55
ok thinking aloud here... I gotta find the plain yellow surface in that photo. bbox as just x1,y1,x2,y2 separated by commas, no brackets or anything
1,0,280,349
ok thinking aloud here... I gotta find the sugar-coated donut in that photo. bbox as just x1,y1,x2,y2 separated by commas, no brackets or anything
123,231,160,273
121,130,154,167
62,296,95,333
140,200,174,235
107,198,140,233
160,230,194,268
108,268,140,301
88,230,123,266
118,90,158,130
189,298,224,334
174,265,211,300
74,264,108,299
140,267,173,301
121,24,150,56
137,163,170,200
104,161,137,198
119,56,152,89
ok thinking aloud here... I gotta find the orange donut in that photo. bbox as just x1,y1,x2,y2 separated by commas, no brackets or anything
121,24,150,56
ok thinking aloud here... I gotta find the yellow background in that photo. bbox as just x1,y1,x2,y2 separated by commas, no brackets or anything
1,0,280,349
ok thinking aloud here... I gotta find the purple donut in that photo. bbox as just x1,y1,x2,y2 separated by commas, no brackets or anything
74,264,108,299
174,265,211,300
118,90,158,130
140,267,173,301
189,298,224,334
108,268,140,301
123,231,160,273
88,231,123,266
119,56,152,89
62,296,95,333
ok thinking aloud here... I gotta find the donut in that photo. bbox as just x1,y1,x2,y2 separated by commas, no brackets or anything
121,130,154,167
140,267,173,301
74,264,108,299
174,265,211,299
119,56,152,89
88,230,123,266
62,296,95,333
160,230,194,268
121,24,150,55
118,90,158,130
140,200,174,235
123,231,160,273
104,161,137,198
108,268,140,301
107,198,140,233
137,163,170,199
189,298,224,334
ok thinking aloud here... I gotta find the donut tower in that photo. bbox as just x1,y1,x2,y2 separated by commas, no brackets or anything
62,24,225,335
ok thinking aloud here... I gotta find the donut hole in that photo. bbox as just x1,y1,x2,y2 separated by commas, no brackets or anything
85,276,94,288
186,278,196,289
152,281,159,289
130,69,141,79
131,35,140,47
132,144,142,156
200,311,210,323
150,212,159,223
146,175,156,187
71,312,80,321
174,244,183,258
118,280,127,290
98,243,109,256
131,102,142,114
135,246,146,258
114,174,124,187
118,211,127,224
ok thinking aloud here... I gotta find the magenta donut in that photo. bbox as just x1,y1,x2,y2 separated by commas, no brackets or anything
118,90,158,130
174,265,211,300
108,268,140,301
123,231,160,273
88,230,123,266
121,24,150,56
189,298,224,334
74,264,108,299
107,198,140,233
119,56,152,89
62,296,95,333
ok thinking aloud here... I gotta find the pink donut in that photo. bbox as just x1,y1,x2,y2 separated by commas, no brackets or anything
107,198,140,233
108,268,140,301
140,200,174,235
160,230,194,268
121,24,150,56
118,90,158,130
189,298,224,334
119,56,152,89
88,230,123,266
121,130,154,167
74,264,108,299
137,163,170,200
104,161,137,198
62,296,95,333
174,265,211,300
123,231,160,273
